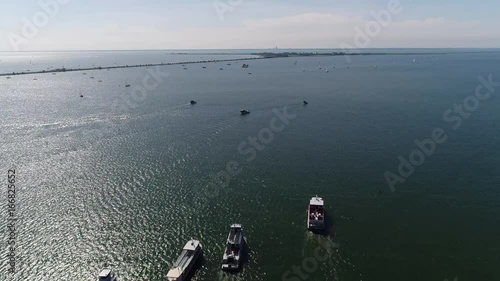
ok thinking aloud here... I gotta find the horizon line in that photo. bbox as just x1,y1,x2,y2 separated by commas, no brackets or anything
2,47,500,53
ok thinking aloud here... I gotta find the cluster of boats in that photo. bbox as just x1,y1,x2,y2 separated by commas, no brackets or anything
96,195,324,280
166,224,245,281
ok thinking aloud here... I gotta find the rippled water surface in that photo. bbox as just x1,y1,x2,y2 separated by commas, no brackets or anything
1,50,500,281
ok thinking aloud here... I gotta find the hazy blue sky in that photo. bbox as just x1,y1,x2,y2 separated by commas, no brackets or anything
1,0,499,51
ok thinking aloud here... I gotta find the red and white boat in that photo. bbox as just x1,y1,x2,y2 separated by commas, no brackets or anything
307,196,325,230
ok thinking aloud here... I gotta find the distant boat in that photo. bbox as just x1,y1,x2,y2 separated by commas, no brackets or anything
248,72,252,75
226,63,231,66
80,94,83,98
374,65,377,68
90,76,95,79
190,100,197,105
242,64,249,68
167,240,203,281
221,224,245,271
97,269,117,281
303,101,308,105
220,68,224,70
240,109,250,115
294,61,297,65
98,80,102,82
33,78,38,80
325,68,329,73
413,58,417,63
202,66,207,69
82,73,87,75
125,84,131,87
6,76,11,79
302,69,306,72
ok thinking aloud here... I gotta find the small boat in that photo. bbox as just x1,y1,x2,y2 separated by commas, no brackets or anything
82,73,87,75
33,78,38,80
190,100,197,105
202,66,207,69
248,72,252,75
242,64,249,68
240,109,250,115
303,101,308,105
6,76,11,79
307,196,325,230
374,65,377,68
226,63,231,66
167,240,203,281
125,84,131,87
97,269,117,281
325,68,329,73
221,224,245,271
219,68,224,70
90,76,95,79
80,94,84,98
98,80,102,82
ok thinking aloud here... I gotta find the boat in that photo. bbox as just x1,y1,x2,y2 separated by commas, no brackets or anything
6,76,11,79
325,68,329,73
167,240,203,281
242,64,249,68
190,100,197,105
125,84,131,87
80,95,84,98
303,101,308,105
202,66,207,69
307,196,325,230
240,109,250,115
221,224,245,271
97,269,117,281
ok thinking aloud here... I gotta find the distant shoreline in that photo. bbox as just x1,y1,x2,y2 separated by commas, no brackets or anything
0,57,264,77
251,51,448,58
0,52,446,77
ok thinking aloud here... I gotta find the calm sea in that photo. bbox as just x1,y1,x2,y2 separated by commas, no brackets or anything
1,49,499,281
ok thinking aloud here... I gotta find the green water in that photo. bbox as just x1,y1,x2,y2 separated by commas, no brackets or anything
1,50,499,280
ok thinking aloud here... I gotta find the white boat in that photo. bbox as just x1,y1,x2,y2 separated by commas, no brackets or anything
167,240,203,281
97,269,117,281
307,196,325,230
222,224,245,271
325,68,329,73
240,109,250,115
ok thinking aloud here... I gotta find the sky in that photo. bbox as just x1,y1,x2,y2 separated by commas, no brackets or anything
0,0,499,51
